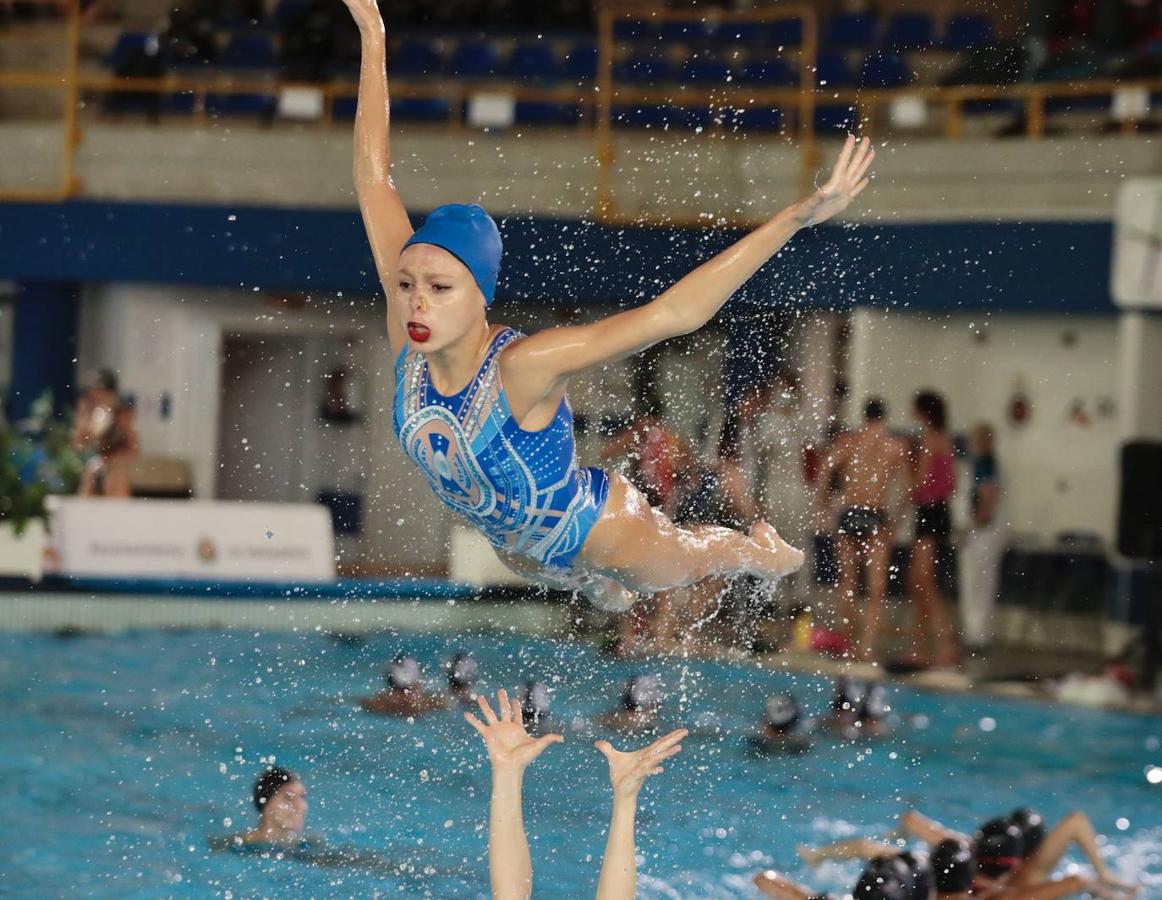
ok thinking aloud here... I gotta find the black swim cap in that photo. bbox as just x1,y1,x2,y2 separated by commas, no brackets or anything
860,683,889,721
623,674,662,711
853,855,910,900
385,654,421,689
446,651,478,689
974,818,1025,877
898,851,935,900
932,839,976,893
832,677,867,713
253,765,295,812
521,680,551,720
763,693,802,732
1009,807,1045,857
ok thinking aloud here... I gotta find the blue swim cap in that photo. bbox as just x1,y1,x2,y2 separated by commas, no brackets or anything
403,204,503,306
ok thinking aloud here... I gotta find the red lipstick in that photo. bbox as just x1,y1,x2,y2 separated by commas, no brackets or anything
407,322,431,343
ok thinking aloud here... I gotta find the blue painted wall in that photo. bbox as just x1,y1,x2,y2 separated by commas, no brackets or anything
0,200,1114,313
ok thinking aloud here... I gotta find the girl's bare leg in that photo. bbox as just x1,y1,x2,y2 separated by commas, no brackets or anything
835,535,861,642
913,538,957,666
580,475,804,594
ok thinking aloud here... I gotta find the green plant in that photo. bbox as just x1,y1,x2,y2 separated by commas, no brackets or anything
1,391,84,537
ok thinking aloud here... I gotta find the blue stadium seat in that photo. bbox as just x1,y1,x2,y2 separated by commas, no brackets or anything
718,105,783,131
613,104,701,128
657,20,716,43
390,40,443,77
942,15,995,51
716,21,765,47
859,52,911,88
883,12,934,49
514,101,583,125
271,0,310,27
446,41,499,78
206,90,276,118
768,18,803,47
815,50,853,87
616,54,672,83
678,56,730,84
825,13,877,48
561,42,597,80
739,58,798,86
506,43,557,80
815,103,858,132
613,19,654,42
220,31,276,69
103,31,154,69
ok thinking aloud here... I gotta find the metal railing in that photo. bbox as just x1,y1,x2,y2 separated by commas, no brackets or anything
1,2,1158,220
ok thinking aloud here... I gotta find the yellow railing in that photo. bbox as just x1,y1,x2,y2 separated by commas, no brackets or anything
0,0,81,200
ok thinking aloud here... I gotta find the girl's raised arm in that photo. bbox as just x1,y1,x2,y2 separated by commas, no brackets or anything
503,136,874,410
341,0,414,358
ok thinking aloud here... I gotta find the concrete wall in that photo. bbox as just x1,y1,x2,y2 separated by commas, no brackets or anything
846,307,1123,544
4,120,1156,221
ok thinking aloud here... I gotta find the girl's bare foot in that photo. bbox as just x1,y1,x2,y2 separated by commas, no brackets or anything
748,522,805,579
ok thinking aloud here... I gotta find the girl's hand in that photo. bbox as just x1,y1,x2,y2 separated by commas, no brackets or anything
595,728,687,801
466,689,563,773
338,0,384,35
795,134,875,228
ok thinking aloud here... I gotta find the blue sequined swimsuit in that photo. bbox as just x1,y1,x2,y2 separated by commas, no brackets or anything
392,327,609,569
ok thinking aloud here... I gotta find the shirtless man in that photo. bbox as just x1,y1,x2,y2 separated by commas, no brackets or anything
819,398,909,661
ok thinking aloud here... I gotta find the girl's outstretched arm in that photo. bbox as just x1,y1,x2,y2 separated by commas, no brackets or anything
466,689,564,900
594,728,686,900
339,0,413,358
502,136,874,409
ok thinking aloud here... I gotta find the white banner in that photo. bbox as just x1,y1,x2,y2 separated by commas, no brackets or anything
50,498,335,582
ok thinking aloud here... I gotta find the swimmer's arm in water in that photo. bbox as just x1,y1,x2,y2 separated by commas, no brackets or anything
897,809,969,844
339,0,413,359
594,728,686,900
500,137,874,405
752,870,819,900
796,837,899,867
466,689,563,900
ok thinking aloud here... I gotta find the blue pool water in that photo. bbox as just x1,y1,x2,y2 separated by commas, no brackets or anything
1,626,1159,898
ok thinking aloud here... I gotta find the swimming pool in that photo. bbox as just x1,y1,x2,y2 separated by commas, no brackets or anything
1,625,1159,898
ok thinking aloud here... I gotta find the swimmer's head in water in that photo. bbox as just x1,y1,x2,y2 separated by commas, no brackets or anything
253,766,308,834
914,389,947,431
763,693,801,733
974,817,1025,877
831,676,867,714
1009,807,1045,857
385,654,422,690
932,839,976,894
897,850,935,900
864,397,886,421
853,854,910,900
860,683,889,722
446,651,478,690
399,204,502,349
622,674,662,712
522,680,551,720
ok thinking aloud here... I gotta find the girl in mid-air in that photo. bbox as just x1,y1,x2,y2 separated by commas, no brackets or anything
341,0,875,611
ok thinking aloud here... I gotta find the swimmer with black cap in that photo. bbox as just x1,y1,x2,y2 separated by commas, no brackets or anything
756,851,924,900
749,692,814,755
519,679,556,737
339,0,876,614
598,674,663,733
359,654,447,716
444,650,479,708
898,808,1138,898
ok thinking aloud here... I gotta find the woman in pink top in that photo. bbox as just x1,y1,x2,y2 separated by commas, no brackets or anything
907,390,958,668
